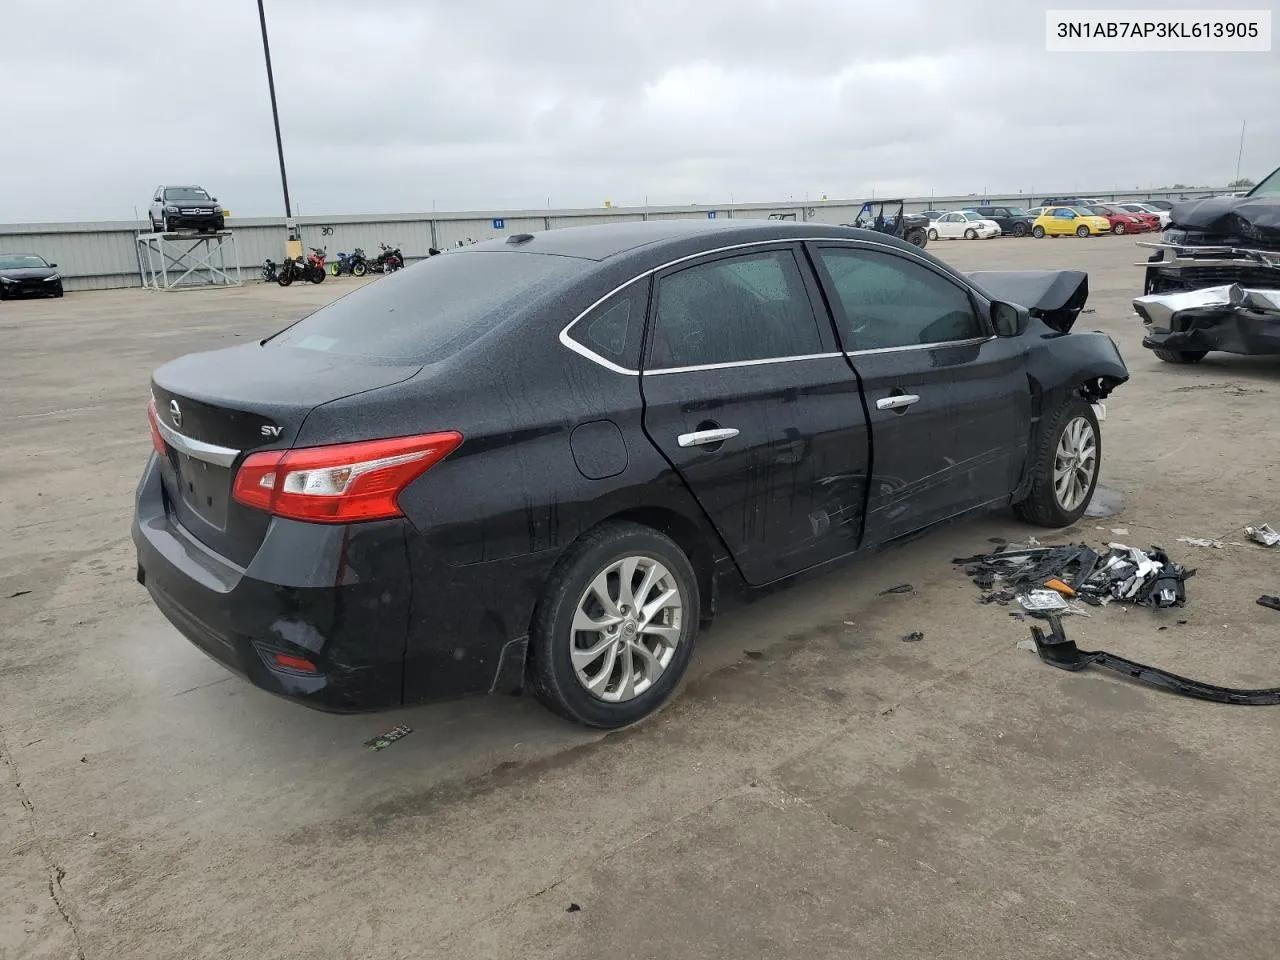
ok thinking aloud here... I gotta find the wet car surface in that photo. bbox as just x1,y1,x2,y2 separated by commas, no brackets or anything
132,220,1127,728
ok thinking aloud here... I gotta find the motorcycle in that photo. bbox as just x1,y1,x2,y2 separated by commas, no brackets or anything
276,248,327,286
330,248,369,277
371,242,404,273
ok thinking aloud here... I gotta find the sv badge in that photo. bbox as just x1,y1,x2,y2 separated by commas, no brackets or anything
261,425,282,438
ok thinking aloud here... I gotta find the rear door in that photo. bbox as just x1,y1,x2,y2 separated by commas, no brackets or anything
809,242,1029,544
639,244,871,586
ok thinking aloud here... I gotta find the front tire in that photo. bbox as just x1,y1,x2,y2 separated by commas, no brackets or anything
1014,396,1101,528
1032,225,1045,238
527,522,700,729
1114,222,1126,234
927,228,938,241
1076,225,1090,237
964,228,977,239
1153,348,1208,364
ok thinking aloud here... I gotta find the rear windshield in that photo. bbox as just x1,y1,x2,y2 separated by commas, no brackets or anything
266,250,588,363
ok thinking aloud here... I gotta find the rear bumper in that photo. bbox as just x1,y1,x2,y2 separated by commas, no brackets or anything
131,454,409,711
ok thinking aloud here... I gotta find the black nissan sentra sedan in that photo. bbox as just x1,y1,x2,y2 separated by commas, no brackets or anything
133,219,1128,728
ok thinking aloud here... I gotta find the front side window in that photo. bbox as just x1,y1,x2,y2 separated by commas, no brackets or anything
817,247,984,351
648,249,823,369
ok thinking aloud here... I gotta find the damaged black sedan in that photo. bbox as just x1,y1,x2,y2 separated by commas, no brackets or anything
132,219,1128,729
1135,166,1280,362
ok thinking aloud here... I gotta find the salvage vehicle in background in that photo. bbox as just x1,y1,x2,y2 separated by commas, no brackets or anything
149,185,225,234
1115,202,1171,229
1082,204,1152,235
1134,164,1280,363
0,253,63,299
965,206,1037,238
927,210,1001,240
1032,207,1111,238
133,219,1127,729
843,199,930,247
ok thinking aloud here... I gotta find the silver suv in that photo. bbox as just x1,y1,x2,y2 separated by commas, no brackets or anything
148,185,225,234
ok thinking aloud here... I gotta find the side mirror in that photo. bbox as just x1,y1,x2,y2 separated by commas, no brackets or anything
991,301,1029,337
49,262,58,268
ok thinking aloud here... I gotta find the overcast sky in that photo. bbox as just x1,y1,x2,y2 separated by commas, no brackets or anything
5,0,1277,221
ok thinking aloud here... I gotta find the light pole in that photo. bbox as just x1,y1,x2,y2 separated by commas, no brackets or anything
257,0,297,251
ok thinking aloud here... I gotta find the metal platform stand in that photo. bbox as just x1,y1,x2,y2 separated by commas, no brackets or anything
137,230,242,291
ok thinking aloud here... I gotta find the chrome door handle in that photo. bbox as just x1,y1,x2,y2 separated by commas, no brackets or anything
678,428,740,448
877,394,920,411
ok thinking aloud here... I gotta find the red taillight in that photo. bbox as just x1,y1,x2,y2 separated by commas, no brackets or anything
231,432,463,523
273,653,317,673
147,399,166,455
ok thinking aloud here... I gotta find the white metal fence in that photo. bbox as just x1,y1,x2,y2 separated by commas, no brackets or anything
0,188,1236,292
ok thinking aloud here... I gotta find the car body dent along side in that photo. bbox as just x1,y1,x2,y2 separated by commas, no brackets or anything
134,220,1128,713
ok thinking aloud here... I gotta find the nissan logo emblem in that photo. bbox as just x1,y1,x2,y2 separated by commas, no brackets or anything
169,399,182,429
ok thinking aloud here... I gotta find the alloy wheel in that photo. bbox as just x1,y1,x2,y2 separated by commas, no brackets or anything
570,555,684,703
1053,416,1097,512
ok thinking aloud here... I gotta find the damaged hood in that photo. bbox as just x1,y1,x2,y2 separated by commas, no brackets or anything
966,270,1089,333
1169,195,1280,246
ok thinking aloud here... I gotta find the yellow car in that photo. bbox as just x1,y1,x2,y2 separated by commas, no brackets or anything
1031,206,1111,238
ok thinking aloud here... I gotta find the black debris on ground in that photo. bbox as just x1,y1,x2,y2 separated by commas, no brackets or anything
1258,596,1280,612
744,650,764,660
901,631,925,643
363,724,413,751
978,590,1017,605
566,903,582,913
955,540,1194,609
8,590,31,599
879,583,914,596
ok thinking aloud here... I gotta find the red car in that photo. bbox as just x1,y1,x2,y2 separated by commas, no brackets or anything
1085,204,1155,234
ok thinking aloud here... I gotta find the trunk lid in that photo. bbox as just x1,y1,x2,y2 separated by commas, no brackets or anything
151,342,421,566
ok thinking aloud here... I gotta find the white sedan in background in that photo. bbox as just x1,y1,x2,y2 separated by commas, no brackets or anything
926,210,1002,240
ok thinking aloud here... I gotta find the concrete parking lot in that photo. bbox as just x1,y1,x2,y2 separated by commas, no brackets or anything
3,236,1280,960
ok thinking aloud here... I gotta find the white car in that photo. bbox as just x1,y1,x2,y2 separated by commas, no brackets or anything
927,210,1002,240
1115,202,1172,228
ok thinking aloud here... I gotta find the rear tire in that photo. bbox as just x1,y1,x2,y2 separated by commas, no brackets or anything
352,261,368,277
526,522,700,729
1153,348,1208,364
1013,223,1028,237
1032,225,1045,238
1014,396,1101,528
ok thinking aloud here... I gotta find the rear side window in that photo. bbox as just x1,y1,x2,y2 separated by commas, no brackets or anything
266,250,587,363
566,280,649,370
816,247,984,351
648,249,823,369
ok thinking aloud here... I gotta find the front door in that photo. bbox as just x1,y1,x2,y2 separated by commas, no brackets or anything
810,242,1029,544
639,244,871,586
